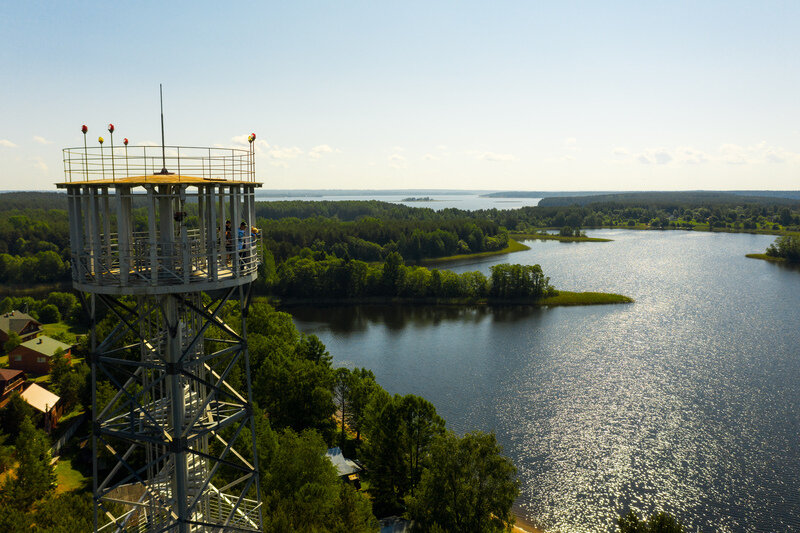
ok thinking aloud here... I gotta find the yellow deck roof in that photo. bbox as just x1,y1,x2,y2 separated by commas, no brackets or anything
56,175,262,188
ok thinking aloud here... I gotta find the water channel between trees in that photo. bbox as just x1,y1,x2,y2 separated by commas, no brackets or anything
289,229,800,532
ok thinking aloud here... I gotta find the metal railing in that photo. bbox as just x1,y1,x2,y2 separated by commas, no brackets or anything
74,231,262,289
62,145,256,183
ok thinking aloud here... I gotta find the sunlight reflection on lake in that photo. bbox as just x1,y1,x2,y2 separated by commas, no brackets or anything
290,230,800,532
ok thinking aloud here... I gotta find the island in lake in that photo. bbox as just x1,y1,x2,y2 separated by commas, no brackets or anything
402,196,434,202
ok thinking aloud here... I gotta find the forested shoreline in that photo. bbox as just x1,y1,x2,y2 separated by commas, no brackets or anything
0,191,793,531
2,192,798,287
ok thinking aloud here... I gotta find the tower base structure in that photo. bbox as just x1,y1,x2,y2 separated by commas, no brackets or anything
90,288,262,532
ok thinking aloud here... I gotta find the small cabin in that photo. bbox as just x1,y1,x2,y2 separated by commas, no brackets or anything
325,447,362,489
8,335,72,375
0,368,26,407
20,382,63,432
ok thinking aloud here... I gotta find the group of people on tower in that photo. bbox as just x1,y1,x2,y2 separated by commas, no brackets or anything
223,219,260,268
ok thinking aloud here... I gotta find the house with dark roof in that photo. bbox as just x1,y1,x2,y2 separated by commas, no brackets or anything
8,335,72,374
0,368,26,407
0,310,42,344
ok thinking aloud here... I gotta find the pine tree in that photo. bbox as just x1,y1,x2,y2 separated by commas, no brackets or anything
8,416,56,507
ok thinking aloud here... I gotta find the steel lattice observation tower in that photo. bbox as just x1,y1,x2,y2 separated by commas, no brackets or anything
58,123,264,532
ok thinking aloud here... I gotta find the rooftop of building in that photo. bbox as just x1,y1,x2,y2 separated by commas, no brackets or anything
325,447,362,477
0,368,24,382
0,310,41,334
20,383,60,413
16,335,72,356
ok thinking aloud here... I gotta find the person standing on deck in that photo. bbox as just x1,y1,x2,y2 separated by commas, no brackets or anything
225,220,233,265
238,221,248,270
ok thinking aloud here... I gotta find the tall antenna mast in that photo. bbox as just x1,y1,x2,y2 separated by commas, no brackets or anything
159,83,170,174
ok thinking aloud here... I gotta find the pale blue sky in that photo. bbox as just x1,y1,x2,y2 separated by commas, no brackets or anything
1,1,798,191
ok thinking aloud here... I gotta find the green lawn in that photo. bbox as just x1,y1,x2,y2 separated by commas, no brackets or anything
41,322,87,344
745,253,787,263
54,453,89,493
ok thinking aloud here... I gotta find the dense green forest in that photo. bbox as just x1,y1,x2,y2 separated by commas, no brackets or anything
256,201,510,263
765,234,800,262
275,250,554,301
2,192,798,288
0,295,519,532
536,190,800,207
2,191,778,531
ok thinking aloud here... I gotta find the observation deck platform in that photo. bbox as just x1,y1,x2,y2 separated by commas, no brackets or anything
57,174,261,189
72,236,261,295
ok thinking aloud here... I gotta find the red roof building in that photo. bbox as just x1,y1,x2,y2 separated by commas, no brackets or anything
0,368,26,407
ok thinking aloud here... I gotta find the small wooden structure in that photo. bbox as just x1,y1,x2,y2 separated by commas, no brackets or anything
20,382,63,432
0,368,26,407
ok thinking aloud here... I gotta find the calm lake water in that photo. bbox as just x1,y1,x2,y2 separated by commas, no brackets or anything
289,230,800,532
256,192,542,211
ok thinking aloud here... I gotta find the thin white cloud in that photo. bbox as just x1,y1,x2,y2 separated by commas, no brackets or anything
626,142,800,166
309,144,339,159
33,136,51,145
135,140,160,147
390,146,406,152
673,147,709,165
563,137,578,151
388,153,407,169
33,157,48,173
637,148,673,165
468,151,517,162
423,153,440,161
268,146,302,160
717,141,799,165
0,139,17,148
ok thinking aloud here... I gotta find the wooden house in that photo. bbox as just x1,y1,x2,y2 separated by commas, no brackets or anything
20,382,63,432
0,368,26,407
8,335,72,375
0,310,42,344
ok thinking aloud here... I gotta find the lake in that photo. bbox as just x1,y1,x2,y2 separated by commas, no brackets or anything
289,230,800,532
256,192,542,211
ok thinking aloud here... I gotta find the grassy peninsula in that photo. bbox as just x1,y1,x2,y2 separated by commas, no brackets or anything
748,234,800,264
421,238,530,263
279,291,633,308
273,255,633,307
538,291,633,306
511,232,612,243
745,253,787,263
